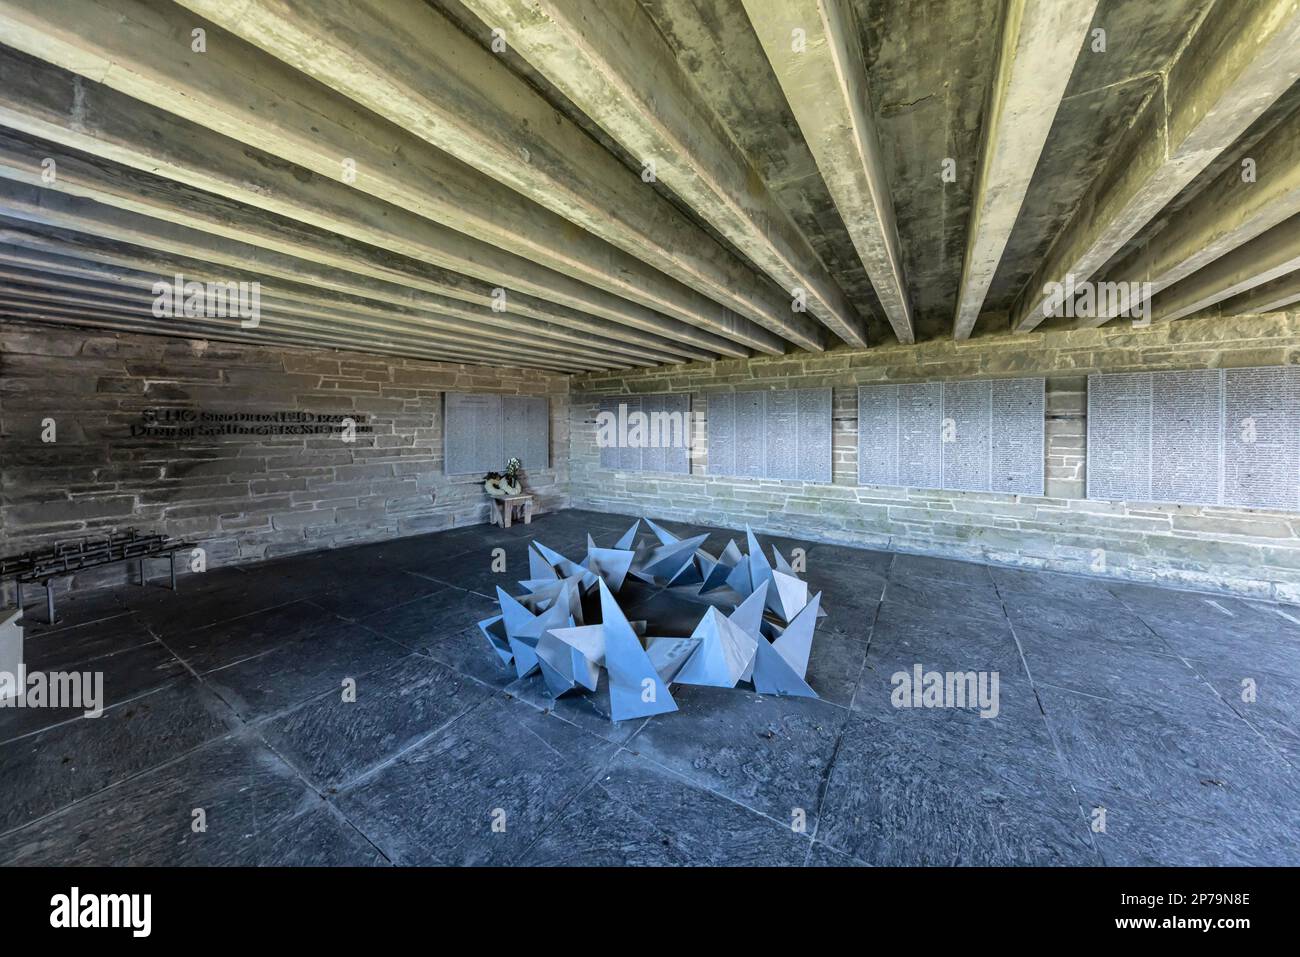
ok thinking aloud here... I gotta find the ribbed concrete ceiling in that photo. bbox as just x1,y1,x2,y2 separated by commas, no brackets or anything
0,0,1297,370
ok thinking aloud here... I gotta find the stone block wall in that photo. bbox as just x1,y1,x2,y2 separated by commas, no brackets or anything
1,321,569,589
569,311,1300,601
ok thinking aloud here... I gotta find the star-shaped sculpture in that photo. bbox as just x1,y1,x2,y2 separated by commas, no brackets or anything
476,517,828,722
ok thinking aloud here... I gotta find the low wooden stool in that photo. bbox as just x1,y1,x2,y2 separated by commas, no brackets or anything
490,494,534,528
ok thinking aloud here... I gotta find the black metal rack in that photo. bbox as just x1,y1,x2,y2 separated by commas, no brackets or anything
0,529,196,624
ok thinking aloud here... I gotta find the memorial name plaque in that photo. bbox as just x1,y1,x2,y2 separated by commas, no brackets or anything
858,378,1044,495
503,396,551,477
1151,370,1221,506
943,379,992,492
444,392,550,475
1087,367,1300,510
991,377,1046,495
857,385,900,486
898,382,944,490
596,393,691,474
706,387,832,483
1086,373,1152,502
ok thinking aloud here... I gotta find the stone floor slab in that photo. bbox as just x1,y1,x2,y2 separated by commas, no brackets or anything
334,695,616,865
0,732,314,866
625,686,846,830
6,508,1299,867
0,640,188,743
0,680,240,838
256,654,489,789
520,751,810,866
203,625,410,722
890,553,995,587
818,711,1098,866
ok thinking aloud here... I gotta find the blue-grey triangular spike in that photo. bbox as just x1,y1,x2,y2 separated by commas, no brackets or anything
673,608,757,688
560,578,585,625
522,592,554,613
644,636,701,685
549,622,606,666
666,556,704,588
536,628,590,698
528,543,559,581
499,587,573,641
725,555,753,597
496,587,538,639
731,584,769,683
700,551,735,593
537,657,573,698
746,526,774,594
772,591,821,679
771,545,793,574
598,579,677,721
751,633,818,698
551,626,601,692
477,614,513,665
532,541,593,583
517,577,560,594
508,636,541,679
728,581,768,638
644,518,680,546
614,519,641,551
767,570,809,621
586,546,635,592
641,534,710,580
531,540,571,566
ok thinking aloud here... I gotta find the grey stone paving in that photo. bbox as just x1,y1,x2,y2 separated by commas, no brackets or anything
2,508,1298,866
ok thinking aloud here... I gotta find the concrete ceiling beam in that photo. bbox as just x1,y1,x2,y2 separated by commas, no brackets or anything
0,252,637,371
462,0,857,348
0,0,781,355
0,222,694,368
0,228,668,367
1208,269,1300,317
1147,213,1300,324
952,0,1099,340
0,303,462,364
1082,101,1300,327
741,0,912,344
0,285,593,372
0,46,714,363
0,301,573,370
1012,0,1300,333
0,167,719,369
168,0,794,352
0,299,586,372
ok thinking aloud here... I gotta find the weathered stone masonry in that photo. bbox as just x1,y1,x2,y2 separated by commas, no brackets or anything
0,321,569,589
570,311,1300,601
7,311,1300,602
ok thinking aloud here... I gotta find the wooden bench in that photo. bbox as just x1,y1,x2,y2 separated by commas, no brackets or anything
489,494,534,528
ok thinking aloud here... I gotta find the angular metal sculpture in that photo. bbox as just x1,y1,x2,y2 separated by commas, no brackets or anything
767,569,809,621
478,517,828,722
772,592,821,678
644,636,700,684
673,607,758,688
751,629,818,698
597,579,678,720
535,630,600,698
